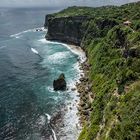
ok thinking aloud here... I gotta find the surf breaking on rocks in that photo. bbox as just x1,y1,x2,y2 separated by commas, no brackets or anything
45,113,57,140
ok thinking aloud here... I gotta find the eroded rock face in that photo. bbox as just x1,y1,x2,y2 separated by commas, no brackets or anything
45,16,90,46
45,15,118,46
53,73,67,91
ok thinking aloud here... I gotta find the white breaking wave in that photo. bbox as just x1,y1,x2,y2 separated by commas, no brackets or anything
45,113,57,140
10,27,47,38
36,27,47,32
37,113,57,140
39,39,67,46
38,38,86,63
47,86,54,93
45,113,51,123
15,36,20,39
31,48,39,55
38,38,84,139
37,115,46,126
10,29,34,38
47,51,71,64
66,46,86,63
52,129,57,140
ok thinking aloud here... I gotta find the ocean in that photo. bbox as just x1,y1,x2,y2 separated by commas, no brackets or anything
0,7,85,140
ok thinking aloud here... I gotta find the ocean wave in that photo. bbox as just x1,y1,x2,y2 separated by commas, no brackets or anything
38,39,61,45
65,45,86,63
46,51,72,65
39,39,86,63
38,38,84,139
31,48,39,54
36,114,57,140
52,129,57,140
0,46,7,50
10,27,47,38
37,115,46,127
45,113,51,123
47,86,54,93
10,29,34,38
45,113,57,140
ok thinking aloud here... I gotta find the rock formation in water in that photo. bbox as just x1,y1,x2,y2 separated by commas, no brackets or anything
53,73,67,91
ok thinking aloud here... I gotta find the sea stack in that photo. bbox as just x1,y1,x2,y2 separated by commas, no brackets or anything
53,73,67,91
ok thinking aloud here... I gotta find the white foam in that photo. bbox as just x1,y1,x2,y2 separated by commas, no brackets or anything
45,113,51,123
10,27,47,38
59,91,81,140
47,51,70,64
31,48,39,55
36,113,57,140
38,38,85,139
52,129,57,140
45,113,57,140
38,39,86,63
10,29,33,38
15,36,20,39
40,27,47,32
60,44,86,63
39,39,70,47
47,86,54,93
38,39,58,44
37,115,46,126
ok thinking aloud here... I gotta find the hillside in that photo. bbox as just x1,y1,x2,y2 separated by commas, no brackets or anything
45,2,140,140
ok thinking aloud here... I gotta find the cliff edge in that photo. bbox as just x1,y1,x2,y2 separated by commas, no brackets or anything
45,2,140,140
45,15,92,45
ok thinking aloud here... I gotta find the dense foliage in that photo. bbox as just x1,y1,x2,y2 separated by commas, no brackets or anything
53,2,140,22
79,24,140,140
51,2,140,140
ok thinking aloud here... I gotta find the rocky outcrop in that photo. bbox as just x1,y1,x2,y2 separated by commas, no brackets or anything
45,15,118,46
53,73,67,91
76,62,93,124
45,15,91,45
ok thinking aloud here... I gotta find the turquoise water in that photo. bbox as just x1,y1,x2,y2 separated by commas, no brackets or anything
0,8,83,140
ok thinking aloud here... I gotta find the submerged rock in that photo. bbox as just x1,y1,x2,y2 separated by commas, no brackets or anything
53,73,67,91
71,88,76,91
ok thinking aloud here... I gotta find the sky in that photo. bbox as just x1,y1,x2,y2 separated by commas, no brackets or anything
0,0,139,8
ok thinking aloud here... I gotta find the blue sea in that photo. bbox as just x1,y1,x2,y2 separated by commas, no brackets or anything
0,7,85,140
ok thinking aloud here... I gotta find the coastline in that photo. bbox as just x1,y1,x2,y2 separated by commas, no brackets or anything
56,43,87,139
38,36,92,139
45,3,140,139
41,40,87,139
66,44,86,63
66,44,93,125
43,39,93,139
60,43,93,133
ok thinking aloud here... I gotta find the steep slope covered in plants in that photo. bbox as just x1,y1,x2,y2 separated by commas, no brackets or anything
45,2,140,139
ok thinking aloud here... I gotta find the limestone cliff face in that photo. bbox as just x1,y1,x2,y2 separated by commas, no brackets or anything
44,15,118,46
45,15,91,45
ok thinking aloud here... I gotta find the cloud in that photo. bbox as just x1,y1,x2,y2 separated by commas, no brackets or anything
0,0,139,7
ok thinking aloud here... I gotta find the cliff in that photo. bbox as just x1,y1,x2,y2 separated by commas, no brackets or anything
45,15,92,45
45,2,140,140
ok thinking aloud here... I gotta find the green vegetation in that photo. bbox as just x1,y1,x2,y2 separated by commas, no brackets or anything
49,1,140,139
79,2,140,139
52,2,140,23
79,24,140,140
